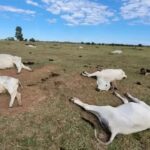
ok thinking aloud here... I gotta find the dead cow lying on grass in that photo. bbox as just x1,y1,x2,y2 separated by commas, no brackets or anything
70,92,150,145
111,50,122,54
0,54,32,73
81,69,127,91
0,76,22,108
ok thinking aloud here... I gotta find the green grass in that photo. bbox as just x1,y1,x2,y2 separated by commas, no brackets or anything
0,41,150,150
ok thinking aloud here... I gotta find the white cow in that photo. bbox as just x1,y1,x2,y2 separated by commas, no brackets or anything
111,50,122,54
82,69,127,91
79,46,83,49
70,92,150,145
27,44,36,48
0,54,32,73
0,76,22,107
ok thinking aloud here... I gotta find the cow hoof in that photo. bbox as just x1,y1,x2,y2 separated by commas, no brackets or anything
69,97,74,102
81,71,85,75
95,88,100,92
69,97,79,102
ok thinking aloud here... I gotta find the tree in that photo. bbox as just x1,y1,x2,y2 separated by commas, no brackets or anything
15,26,24,41
138,44,143,47
29,38,35,42
24,38,28,42
91,42,95,45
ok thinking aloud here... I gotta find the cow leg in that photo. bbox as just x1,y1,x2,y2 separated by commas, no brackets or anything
81,71,100,78
14,62,22,73
16,92,22,106
70,97,101,113
125,93,141,103
9,92,17,107
22,63,32,71
103,131,117,145
113,92,129,104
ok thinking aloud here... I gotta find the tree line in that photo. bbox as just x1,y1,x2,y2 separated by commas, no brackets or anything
80,42,143,47
5,26,145,47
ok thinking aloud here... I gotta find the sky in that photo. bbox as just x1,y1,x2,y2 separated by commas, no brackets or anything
0,0,150,45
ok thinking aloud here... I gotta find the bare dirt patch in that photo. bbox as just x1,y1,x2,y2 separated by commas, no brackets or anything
0,65,59,115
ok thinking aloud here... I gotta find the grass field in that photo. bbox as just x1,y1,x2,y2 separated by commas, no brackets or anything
0,41,150,150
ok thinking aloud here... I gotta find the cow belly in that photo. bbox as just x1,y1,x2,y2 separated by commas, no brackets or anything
0,60,14,69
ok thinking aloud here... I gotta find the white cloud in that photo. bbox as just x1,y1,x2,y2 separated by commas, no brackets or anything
26,0,39,6
121,0,150,24
0,5,36,15
41,0,115,25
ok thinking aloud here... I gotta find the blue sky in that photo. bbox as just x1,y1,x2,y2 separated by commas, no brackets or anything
0,0,150,45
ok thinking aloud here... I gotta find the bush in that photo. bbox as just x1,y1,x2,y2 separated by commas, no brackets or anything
29,38,36,42
6,37,15,41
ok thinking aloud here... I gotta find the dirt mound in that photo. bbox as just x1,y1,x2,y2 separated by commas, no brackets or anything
0,65,58,115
